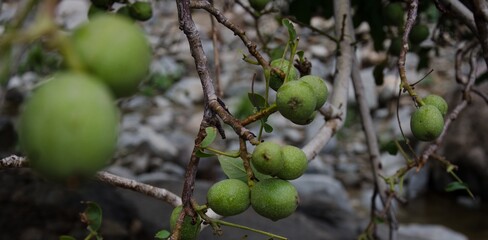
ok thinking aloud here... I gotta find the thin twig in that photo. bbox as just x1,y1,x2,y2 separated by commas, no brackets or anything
0,155,182,207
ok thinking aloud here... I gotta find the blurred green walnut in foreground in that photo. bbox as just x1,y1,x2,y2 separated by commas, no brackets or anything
269,59,300,91
170,206,201,240
384,2,404,26
72,14,151,97
18,72,119,182
410,105,444,141
251,178,299,221
207,179,250,216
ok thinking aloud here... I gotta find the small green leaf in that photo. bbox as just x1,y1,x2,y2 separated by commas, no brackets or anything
81,201,103,232
218,155,248,181
201,127,217,148
59,236,76,240
445,182,468,192
373,216,385,224
155,230,171,239
195,149,216,158
297,50,305,61
248,92,266,108
217,155,271,181
263,123,273,133
282,18,297,41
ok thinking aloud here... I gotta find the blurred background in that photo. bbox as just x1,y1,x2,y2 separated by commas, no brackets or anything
1,0,487,239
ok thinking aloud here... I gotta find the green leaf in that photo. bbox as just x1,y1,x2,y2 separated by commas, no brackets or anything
155,230,171,239
282,19,297,42
59,236,76,240
248,92,266,108
263,123,273,133
81,201,103,232
218,155,248,181
445,182,468,192
195,149,216,158
297,50,305,61
201,127,217,148
217,155,271,181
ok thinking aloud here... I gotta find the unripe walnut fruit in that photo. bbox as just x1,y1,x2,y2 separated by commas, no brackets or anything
251,141,283,176
299,75,328,110
18,72,119,181
170,206,201,240
276,145,308,180
72,14,151,97
276,80,317,124
207,179,250,216
422,94,448,116
251,178,299,221
410,105,444,141
269,59,300,91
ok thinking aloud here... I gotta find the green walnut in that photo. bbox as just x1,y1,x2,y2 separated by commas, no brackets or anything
409,24,430,45
249,0,270,11
389,37,402,57
251,178,299,221
276,145,308,180
207,179,250,216
72,14,151,97
251,141,283,176
410,105,444,141
290,111,316,125
276,80,317,124
384,2,404,26
128,1,153,21
170,206,201,240
422,94,448,116
299,75,329,110
18,72,119,181
269,59,300,91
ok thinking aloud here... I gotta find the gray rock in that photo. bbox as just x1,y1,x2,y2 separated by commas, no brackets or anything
139,125,178,158
165,77,203,106
291,174,355,224
397,224,468,240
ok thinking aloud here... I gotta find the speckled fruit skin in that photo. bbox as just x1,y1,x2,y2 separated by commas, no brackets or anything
276,80,317,123
410,105,444,141
72,14,151,97
269,59,300,91
207,179,250,216
299,75,329,110
19,72,119,181
422,94,448,116
251,141,283,176
249,0,270,11
251,178,299,221
276,145,308,180
170,206,201,240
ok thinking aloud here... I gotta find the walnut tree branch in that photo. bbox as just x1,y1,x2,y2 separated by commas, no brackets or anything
0,155,182,207
302,0,353,160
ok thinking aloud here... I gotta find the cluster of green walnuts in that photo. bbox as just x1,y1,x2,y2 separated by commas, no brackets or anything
18,14,151,182
410,94,448,141
170,141,305,239
270,59,329,125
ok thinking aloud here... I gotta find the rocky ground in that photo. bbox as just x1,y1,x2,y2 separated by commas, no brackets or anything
1,0,487,239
